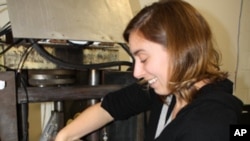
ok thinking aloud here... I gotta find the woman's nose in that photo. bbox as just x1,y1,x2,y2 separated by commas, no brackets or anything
133,61,144,79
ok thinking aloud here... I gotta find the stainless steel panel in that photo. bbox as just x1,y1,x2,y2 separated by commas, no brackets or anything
6,0,134,43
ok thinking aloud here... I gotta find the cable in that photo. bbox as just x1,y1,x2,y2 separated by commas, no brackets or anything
0,21,11,45
0,39,24,55
30,39,133,70
0,64,13,70
117,42,135,64
16,71,29,141
0,21,11,36
15,44,34,141
234,0,243,93
17,46,33,73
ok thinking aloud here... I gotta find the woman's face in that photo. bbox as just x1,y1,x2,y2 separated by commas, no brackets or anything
129,31,171,95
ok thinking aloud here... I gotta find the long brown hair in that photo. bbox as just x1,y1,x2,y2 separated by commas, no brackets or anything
123,0,228,103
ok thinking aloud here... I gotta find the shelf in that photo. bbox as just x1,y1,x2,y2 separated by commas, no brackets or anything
17,85,123,103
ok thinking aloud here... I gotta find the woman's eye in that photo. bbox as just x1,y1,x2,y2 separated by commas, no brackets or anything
141,59,147,63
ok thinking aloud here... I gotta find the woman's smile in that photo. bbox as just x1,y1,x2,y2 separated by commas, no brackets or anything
148,77,158,86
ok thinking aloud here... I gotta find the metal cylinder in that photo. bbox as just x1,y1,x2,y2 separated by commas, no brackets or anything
54,101,63,112
85,69,101,141
88,69,100,86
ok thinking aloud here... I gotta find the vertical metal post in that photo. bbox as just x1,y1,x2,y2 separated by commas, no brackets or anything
19,103,29,141
85,69,101,141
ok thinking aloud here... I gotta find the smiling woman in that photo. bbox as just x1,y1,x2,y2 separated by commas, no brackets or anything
55,1,243,141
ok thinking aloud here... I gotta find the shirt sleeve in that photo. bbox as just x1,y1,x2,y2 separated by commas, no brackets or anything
101,82,154,120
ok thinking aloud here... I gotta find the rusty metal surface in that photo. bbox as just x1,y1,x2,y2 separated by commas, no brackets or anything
0,71,18,141
3,45,119,70
3,46,56,69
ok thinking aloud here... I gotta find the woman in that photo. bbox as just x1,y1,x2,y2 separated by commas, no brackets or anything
55,0,243,140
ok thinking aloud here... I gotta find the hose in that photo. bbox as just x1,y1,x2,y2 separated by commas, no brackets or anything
30,39,133,70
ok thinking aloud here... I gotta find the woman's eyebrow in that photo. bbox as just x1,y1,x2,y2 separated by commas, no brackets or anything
133,49,144,56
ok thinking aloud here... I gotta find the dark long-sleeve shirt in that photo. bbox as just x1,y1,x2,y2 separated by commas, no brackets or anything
101,79,243,141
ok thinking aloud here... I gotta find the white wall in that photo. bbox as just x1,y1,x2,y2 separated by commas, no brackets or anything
235,0,250,104
184,0,249,104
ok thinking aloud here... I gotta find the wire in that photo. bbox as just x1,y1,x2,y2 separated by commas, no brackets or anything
17,45,33,73
0,64,13,70
0,21,11,36
0,39,24,55
16,44,33,104
117,42,135,64
30,39,133,70
0,21,11,44
16,70,29,141
234,0,243,93
16,42,34,103
15,44,34,141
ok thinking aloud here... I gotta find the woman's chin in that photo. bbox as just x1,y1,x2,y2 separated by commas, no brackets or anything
153,88,169,96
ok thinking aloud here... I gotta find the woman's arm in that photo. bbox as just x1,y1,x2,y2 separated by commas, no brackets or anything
55,102,113,141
